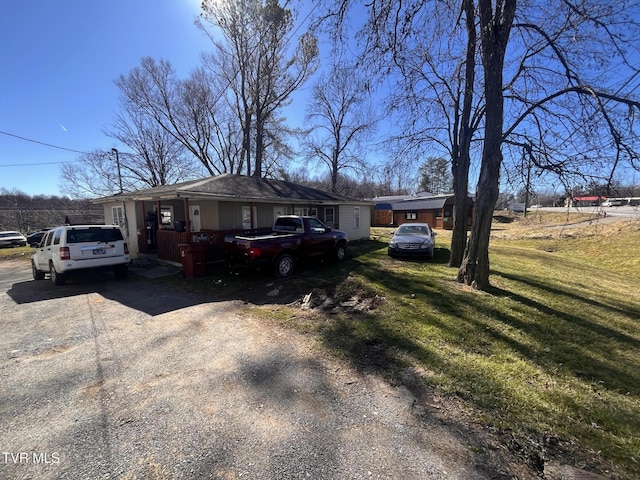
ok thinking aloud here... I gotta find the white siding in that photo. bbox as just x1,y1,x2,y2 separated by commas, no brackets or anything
338,205,371,241
102,201,139,258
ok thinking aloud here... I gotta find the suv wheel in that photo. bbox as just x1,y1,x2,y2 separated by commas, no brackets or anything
32,261,45,280
50,263,66,286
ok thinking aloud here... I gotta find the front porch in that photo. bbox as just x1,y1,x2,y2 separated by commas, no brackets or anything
137,227,270,264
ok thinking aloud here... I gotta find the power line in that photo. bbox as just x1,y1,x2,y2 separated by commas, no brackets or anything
0,160,80,167
0,129,89,154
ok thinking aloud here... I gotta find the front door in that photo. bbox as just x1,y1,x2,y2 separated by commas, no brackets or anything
189,205,201,232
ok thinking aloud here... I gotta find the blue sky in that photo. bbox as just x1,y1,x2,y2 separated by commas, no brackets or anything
0,0,211,196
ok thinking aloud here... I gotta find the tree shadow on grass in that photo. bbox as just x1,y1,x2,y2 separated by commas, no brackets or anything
315,260,640,477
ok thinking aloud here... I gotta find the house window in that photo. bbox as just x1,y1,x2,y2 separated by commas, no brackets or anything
112,206,125,228
243,205,257,229
354,207,360,229
157,206,173,226
294,207,315,216
325,207,335,225
406,212,417,220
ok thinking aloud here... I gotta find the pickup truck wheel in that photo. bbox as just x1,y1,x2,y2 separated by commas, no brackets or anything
334,243,347,261
32,261,45,280
50,263,66,286
274,254,294,277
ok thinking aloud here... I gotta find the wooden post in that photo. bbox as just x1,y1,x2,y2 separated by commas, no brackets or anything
184,198,190,237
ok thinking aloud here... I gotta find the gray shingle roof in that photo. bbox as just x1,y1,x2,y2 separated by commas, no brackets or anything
390,196,449,210
95,174,368,205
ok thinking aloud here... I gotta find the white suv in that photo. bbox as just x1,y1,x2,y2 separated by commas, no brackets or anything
32,225,130,285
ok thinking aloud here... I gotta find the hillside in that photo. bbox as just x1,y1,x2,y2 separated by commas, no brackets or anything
0,193,104,232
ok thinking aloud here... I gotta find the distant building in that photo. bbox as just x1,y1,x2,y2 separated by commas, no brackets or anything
567,196,606,207
370,193,474,230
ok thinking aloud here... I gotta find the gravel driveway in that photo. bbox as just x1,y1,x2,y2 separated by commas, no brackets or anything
1,258,503,479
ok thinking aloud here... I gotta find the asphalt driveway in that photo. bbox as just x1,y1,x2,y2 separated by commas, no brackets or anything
0,258,510,479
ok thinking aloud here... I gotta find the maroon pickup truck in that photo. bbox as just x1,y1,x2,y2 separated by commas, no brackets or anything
224,216,348,277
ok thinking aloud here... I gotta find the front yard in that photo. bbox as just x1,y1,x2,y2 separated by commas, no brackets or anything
221,213,640,479
6,212,639,478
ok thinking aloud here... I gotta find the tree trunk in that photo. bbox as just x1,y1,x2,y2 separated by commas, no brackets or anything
449,0,476,268
450,158,470,267
457,158,500,289
457,0,515,289
254,118,264,177
243,110,252,176
331,147,339,193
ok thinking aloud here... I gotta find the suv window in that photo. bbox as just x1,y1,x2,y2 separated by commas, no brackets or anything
67,228,124,244
44,232,54,247
53,230,62,245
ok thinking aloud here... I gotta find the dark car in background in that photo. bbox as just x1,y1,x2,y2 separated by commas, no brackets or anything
26,230,50,247
0,231,28,248
388,223,437,259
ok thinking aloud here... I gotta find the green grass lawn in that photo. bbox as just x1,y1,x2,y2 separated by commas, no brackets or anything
0,245,34,259
264,217,640,478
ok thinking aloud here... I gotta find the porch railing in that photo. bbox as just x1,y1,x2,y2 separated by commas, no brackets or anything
157,230,191,263
155,228,271,264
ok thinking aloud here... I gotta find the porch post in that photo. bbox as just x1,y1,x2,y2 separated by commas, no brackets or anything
250,201,255,229
184,197,190,235
156,201,161,231
139,201,145,227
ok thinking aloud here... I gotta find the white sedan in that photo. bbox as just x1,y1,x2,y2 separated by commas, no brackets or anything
0,231,27,248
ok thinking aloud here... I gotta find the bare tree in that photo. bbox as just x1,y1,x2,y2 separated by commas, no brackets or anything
333,0,482,267
456,0,516,289
459,0,640,288
61,72,206,199
303,65,376,193
60,150,126,198
115,58,241,176
200,0,319,177
108,109,201,187
322,0,639,289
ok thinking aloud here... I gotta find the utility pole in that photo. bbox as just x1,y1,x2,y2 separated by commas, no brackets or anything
111,148,123,194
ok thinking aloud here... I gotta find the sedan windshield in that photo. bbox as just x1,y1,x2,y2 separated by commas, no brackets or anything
396,225,430,235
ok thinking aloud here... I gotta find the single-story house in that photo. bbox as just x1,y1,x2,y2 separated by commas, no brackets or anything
371,193,474,230
94,174,372,263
